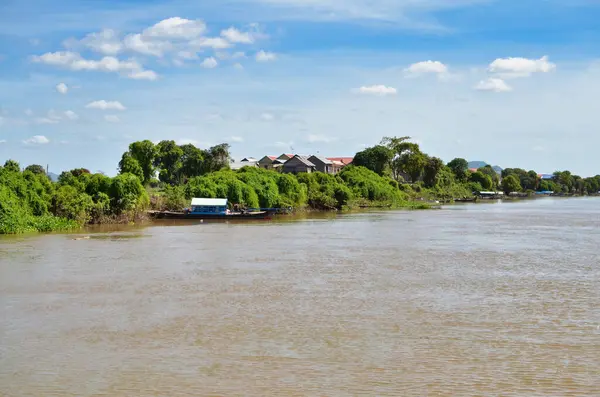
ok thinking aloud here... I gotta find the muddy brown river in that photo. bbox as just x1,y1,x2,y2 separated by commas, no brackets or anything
1,198,599,396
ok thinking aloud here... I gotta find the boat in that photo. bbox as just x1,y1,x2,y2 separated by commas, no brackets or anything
148,198,276,220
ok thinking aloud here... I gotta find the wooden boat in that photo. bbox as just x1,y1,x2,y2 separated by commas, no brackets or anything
149,210,273,220
148,198,276,220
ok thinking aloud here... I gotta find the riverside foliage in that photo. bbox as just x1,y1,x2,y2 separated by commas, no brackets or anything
2,137,599,234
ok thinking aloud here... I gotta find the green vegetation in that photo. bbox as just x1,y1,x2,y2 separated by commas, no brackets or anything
1,159,149,234
2,137,599,234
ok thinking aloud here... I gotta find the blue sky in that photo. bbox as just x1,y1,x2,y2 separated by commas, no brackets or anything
1,0,600,176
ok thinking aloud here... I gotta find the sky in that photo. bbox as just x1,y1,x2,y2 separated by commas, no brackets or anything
1,0,599,176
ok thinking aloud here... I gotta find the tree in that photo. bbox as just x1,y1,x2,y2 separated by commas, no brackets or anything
25,164,46,175
478,165,500,189
469,171,493,191
399,151,427,183
118,153,144,182
53,185,94,223
447,158,469,182
109,173,149,214
70,168,91,177
203,143,231,173
554,170,574,193
353,145,394,176
423,157,444,188
128,140,157,183
381,136,422,181
179,144,205,179
155,140,183,184
502,175,522,194
3,160,20,173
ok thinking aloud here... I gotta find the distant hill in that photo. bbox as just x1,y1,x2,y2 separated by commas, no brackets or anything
48,172,59,182
468,161,503,174
468,161,488,169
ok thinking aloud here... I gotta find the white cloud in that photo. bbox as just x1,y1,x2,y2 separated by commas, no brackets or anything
201,57,218,69
24,109,33,116
128,70,159,80
191,37,231,49
104,115,120,123
532,145,546,152
143,17,206,39
123,34,172,57
56,82,68,94
405,60,448,75
0,139,6,144
35,117,59,124
32,51,157,80
230,136,244,142
260,112,274,121
23,135,50,145
256,50,276,62
85,100,126,111
307,134,335,143
356,85,397,96
221,27,254,44
474,78,513,93
64,110,79,120
232,51,246,59
29,38,40,46
233,63,244,70
489,56,556,78
73,29,123,55
177,50,199,60
47,109,63,121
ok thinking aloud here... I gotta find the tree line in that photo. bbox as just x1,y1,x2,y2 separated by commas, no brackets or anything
1,137,598,234
353,137,600,196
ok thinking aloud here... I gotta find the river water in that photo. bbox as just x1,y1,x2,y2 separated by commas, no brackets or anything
1,198,599,396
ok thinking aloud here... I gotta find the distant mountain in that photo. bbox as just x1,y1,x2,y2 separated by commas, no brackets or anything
48,172,59,182
468,161,503,174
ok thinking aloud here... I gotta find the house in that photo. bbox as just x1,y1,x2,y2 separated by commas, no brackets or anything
282,155,316,174
308,155,335,174
257,155,286,170
326,157,354,166
277,153,294,161
190,198,228,214
538,174,554,180
230,161,258,170
241,157,257,163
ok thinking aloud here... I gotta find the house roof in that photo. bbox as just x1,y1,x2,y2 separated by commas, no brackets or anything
241,157,257,162
308,155,333,165
326,157,353,165
191,198,227,206
230,161,257,170
287,155,316,167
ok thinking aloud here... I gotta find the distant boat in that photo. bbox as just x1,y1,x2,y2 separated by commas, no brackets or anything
148,198,276,220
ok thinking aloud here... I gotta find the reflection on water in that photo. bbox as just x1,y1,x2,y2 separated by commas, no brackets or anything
1,198,599,396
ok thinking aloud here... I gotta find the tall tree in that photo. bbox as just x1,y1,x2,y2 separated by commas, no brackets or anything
353,145,394,176
25,164,46,175
128,140,157,183
179,144,205,179
502,175,522,194
3,160,20,173
423,157,444,188
399,151,427,183
155,140,183,184
470,171,493,191
447,158,469,182
203,143,231,173
118,153,144,182
478,165,500,189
